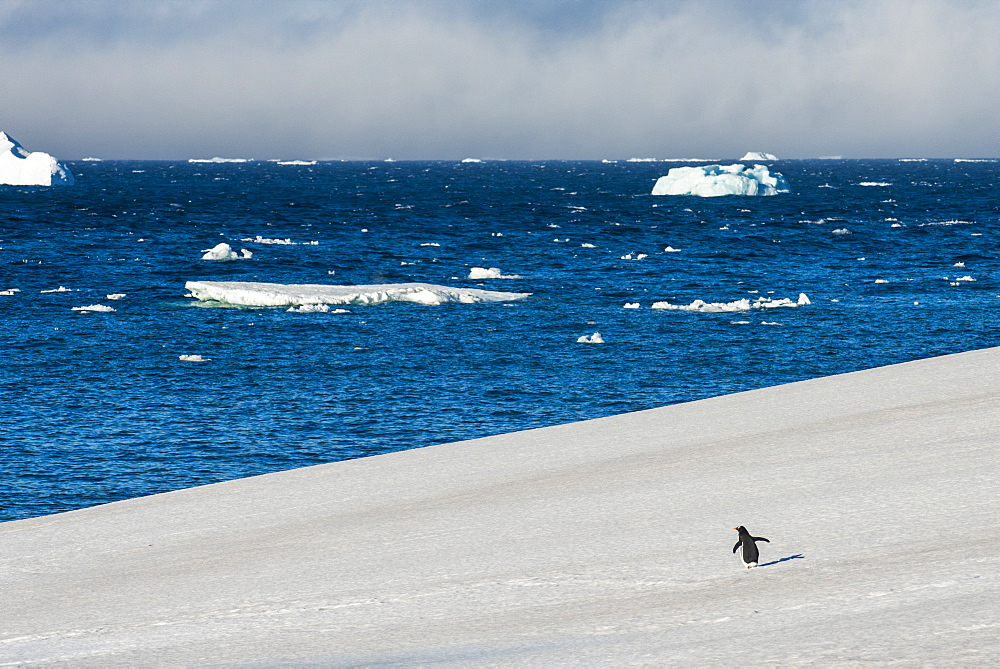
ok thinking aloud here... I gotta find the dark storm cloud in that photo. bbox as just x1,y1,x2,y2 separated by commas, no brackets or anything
1,0,997,159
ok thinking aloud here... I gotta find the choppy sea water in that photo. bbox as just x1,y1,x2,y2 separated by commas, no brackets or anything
2,159,998,521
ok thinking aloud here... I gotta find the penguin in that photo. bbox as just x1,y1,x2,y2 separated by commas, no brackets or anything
733,526,770,568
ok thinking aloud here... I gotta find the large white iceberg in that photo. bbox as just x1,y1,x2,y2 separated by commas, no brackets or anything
651,164,789,197
185,281,531,307
0,131,74,186
740,151,778,161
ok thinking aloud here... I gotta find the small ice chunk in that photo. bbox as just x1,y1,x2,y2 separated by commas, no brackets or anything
106,293,126,300
201,243,252,260
833,229,851,235
468,267,522,280
623,303,640,309
287,304,330,313
664,246,681,252
577,332,604,344
72,304,115,313
179,354,211,362
40,286,73,293
954,262,965,267
875,279,890,284
1,288,21,296
581,243,597,248
740,151,778,161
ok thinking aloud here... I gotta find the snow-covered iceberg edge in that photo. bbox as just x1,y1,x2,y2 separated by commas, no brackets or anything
651,163,789,197
0,131,74,186
185,280,531,307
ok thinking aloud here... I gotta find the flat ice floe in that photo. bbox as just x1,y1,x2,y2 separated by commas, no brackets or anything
652,293,810,313
651,164,789,197
185,281,531,307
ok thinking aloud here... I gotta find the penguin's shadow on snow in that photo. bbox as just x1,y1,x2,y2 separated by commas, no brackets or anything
758,554,804,568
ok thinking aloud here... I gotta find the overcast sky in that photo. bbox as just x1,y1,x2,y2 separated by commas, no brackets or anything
1,0,998,160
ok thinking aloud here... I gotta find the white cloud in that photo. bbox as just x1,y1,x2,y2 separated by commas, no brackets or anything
1,0,998,159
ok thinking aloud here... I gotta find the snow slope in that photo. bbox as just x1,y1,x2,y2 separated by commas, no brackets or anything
1,348,998,665
0,131,74,186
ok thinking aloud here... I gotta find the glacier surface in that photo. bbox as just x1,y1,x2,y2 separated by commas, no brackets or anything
651,164,789,197
185,281,531,307
0,131,74,186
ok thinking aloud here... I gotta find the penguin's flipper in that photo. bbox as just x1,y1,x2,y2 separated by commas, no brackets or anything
733,540,742,554
753,537,770,543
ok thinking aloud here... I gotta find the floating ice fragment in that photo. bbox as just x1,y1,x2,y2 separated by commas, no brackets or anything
1,288,21,296
179,354,211,362
580,243,597,248
275,160,316,166
875,279,890,284
832,229,851,235
201,243,252,260
740,151,778,161
40,286,73,293
287,304,331,313
954,262,965,267
468,267,522,280
623,303,640,309
577,332,604,344
651,164,789,197
858,182,890,187
420,243,440,247
461,158,483,163
107,293,126,300
72,304,115,313
664,246,682,252
651,294,809,313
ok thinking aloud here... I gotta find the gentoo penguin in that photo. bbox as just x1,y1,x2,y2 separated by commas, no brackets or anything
733,526,770,568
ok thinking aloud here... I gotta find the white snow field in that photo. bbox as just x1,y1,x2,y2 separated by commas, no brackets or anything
0,131,74,186
652,164,790,197
1,348,999,665
185,280,531,307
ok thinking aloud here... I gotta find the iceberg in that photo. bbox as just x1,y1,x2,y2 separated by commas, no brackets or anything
185,281,531,307
651,164,789,197
0,131,74,186
740,151,778,161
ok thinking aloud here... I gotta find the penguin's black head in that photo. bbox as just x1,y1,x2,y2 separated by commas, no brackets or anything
734,525,747,533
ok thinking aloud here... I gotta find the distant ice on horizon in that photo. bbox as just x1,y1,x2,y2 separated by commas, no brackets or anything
740,151,778,161
0,131,74,186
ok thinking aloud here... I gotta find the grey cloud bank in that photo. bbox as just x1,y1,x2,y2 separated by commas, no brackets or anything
2,0,998,160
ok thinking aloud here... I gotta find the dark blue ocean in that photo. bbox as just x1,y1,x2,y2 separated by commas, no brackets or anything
3,159,998,521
